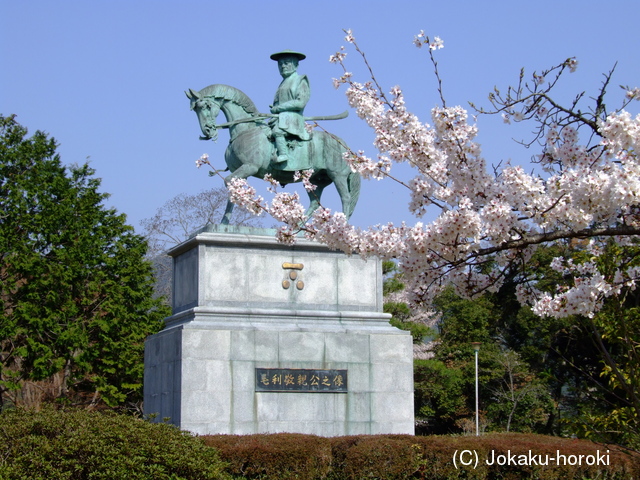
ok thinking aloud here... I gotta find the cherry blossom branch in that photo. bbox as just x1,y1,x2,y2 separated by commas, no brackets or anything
335,29,393,109
413,30,446,108
489,225,639,253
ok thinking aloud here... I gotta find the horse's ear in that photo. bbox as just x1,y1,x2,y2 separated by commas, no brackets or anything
185,89,200,100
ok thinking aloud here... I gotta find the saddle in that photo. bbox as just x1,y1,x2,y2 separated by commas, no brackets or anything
270,133,313,171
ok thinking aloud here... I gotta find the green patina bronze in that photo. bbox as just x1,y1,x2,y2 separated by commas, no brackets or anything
186,51,360,225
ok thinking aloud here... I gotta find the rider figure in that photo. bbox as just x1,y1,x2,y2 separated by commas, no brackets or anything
269,50,310,165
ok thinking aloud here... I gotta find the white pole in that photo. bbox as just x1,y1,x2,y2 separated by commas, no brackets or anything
475,348,479,436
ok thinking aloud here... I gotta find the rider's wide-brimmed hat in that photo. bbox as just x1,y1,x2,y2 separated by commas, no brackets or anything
270,50,306,61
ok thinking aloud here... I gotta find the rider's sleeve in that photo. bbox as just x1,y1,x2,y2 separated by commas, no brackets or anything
296,76,310,109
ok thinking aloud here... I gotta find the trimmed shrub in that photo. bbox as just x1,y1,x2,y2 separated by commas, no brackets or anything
329,435,422,479
204,432,639,480
203,433,332,479
0,408,230,479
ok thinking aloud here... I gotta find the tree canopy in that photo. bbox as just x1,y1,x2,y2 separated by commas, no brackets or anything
409,242,640,448
0,114,170,411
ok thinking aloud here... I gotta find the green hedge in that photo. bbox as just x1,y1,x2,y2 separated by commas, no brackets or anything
203,432,640,480
2,408,637,479
0,408,230,480
204,433,332,479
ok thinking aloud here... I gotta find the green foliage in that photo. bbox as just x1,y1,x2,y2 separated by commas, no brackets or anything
385,301,411,321
382,261,432,343
0,408,230,479
414,359,467,432
379,223,638,446
583,242,640,448
389,318,432,343
423,287,556,436
382,260,405,296
0,115,170,410
420,240,640,448
431,287,496,360
383,277,405,296
483,350,554,433
502,240,640,447
381,260,397,276
386,299,431,344
560,241,640,449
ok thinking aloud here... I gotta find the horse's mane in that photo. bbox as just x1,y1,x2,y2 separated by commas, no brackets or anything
198,84,260,116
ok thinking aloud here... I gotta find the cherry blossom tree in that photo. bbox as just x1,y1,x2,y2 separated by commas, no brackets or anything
195,33,640,445
201,29,640,321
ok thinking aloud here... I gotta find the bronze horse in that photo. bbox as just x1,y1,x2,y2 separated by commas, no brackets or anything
186,84,360,224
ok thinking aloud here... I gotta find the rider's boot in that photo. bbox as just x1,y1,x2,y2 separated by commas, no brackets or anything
274,135,289,164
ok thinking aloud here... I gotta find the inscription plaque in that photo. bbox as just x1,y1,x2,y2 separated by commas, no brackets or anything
256,368,347,393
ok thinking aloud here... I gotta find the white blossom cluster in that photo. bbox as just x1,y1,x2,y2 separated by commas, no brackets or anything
517,253,640,318
207,31,640,319
226,173,315,245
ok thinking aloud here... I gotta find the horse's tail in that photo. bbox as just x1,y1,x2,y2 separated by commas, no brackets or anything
346,170,361,219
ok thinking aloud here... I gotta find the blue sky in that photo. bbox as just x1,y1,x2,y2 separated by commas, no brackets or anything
2,1,639,233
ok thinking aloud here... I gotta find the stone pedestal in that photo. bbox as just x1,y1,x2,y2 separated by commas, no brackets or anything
144,225,414,436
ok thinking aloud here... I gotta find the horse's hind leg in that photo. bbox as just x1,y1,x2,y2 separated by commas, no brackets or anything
330,174,353,220
304,182,326,219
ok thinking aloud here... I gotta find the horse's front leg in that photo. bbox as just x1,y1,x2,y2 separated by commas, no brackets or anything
221,164,261,224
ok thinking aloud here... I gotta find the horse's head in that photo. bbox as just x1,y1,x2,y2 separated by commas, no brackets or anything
185,88,221,141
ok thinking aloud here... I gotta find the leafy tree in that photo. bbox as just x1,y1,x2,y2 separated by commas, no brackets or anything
487,239,640,445
382,260,405,297
415,286,556,435
414,359,467,434
419,242,639,446
555,240,640,448
431,286,496,360
0,114,170,411
484,349,553,433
